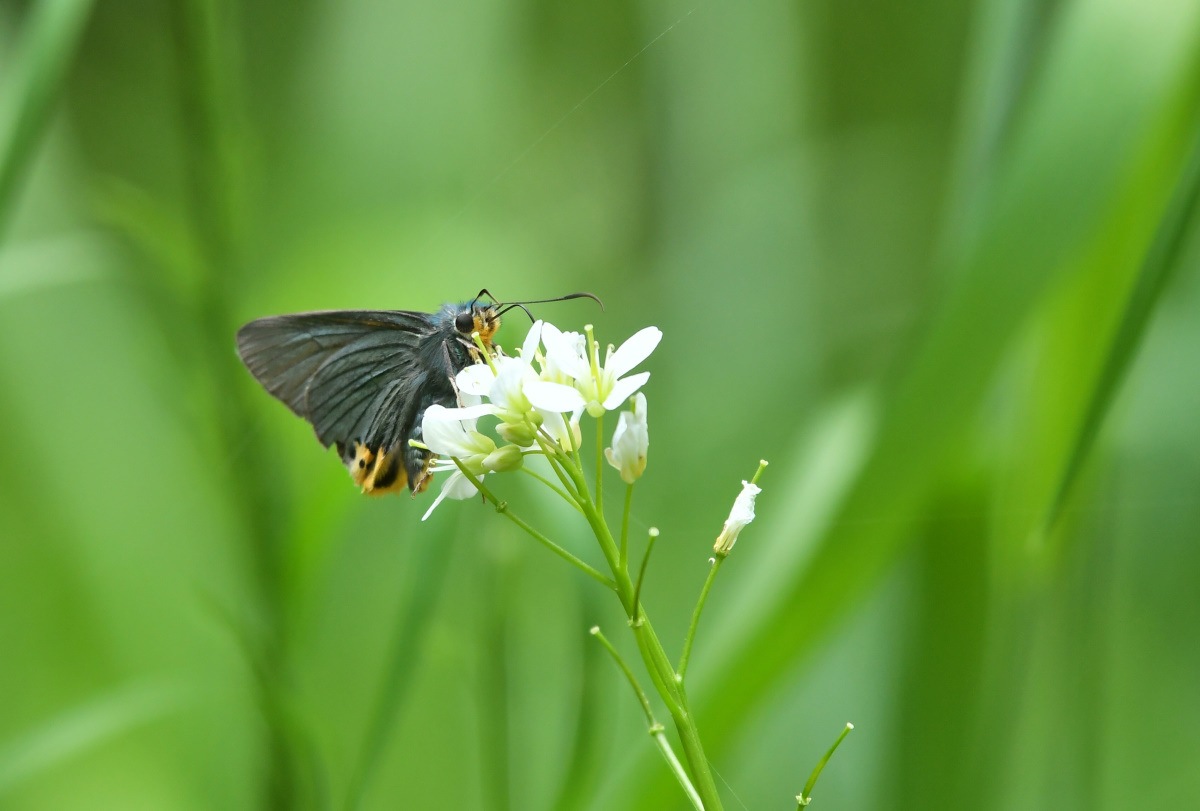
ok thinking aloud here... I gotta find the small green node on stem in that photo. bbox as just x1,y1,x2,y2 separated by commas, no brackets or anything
591,627,703,811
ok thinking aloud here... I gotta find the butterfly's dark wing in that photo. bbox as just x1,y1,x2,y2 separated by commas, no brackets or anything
236,310,441,493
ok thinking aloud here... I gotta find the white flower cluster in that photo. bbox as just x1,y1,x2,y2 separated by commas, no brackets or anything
420,320,660,519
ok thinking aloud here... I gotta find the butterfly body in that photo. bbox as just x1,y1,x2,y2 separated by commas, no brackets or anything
236,301,500,496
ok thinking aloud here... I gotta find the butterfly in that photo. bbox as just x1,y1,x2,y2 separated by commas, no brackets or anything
236,290,598,496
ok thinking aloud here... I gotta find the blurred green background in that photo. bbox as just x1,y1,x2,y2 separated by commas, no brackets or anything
3,0,1200,808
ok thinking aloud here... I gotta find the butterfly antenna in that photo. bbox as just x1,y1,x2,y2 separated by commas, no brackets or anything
503,292,604,311
471,288,500,308
497,302,536,321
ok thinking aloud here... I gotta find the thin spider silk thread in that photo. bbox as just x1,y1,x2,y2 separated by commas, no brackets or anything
417,5,702,255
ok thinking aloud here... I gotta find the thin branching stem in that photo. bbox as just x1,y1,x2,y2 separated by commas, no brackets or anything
678,555,724,682
632,528,659,628
590,627,702,811
535,433,584,504
797,723,854,808
553,455,723,809
450,458,615,590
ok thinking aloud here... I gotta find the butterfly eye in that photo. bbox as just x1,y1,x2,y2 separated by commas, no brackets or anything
454,311,475,333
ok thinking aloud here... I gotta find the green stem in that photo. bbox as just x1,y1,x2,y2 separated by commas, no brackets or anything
450,459,615,590
751,459,769,485
554,454,724,810
595,412,604,513
796,723,854,808
590,627,703,811
678,555,724,682
619,483,633,570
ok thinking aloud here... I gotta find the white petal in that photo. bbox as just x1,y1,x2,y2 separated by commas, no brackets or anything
490,358,537,414
542,324,590,380
422,422,470,457
729,481,761,524
422,404,493,456
601,371,649,411
421,470,481,521
432,403,496,422
526,380,587,412
456,364,494,396
521,320,543,361
444,469,483,500
606,327,662,379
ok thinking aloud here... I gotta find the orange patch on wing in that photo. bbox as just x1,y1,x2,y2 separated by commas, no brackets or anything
348,442,408,496
348,443,374,487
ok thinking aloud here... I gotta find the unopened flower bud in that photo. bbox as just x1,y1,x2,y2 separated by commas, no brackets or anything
482,443,524,472
605,393,648,484
496,420,537,447
713,480,760,556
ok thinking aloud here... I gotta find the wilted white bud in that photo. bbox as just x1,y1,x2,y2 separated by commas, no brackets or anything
713,480,761,556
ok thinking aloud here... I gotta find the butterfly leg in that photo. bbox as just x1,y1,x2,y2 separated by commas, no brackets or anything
404,406,436,495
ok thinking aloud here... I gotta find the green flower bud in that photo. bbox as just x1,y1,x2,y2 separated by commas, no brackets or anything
496,420,537,447
482,443,524,472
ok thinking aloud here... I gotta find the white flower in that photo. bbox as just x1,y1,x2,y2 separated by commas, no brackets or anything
713,480,761,555
528,324,662,418
422,403,497,466
421,404,523,521
534,322,586,384
605,392,648,483
455,325,546,446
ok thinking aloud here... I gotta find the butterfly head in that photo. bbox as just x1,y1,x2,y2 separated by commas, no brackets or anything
450,301,501,350
447,289,603,359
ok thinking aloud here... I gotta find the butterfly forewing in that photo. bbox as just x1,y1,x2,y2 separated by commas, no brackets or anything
236,310,434,453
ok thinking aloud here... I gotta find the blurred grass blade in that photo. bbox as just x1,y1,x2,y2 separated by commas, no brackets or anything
0,681,184,797
0,231,103,299
1042,112,1200,531
0,0,95,241
344,527,459,811
625,3,1200,806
